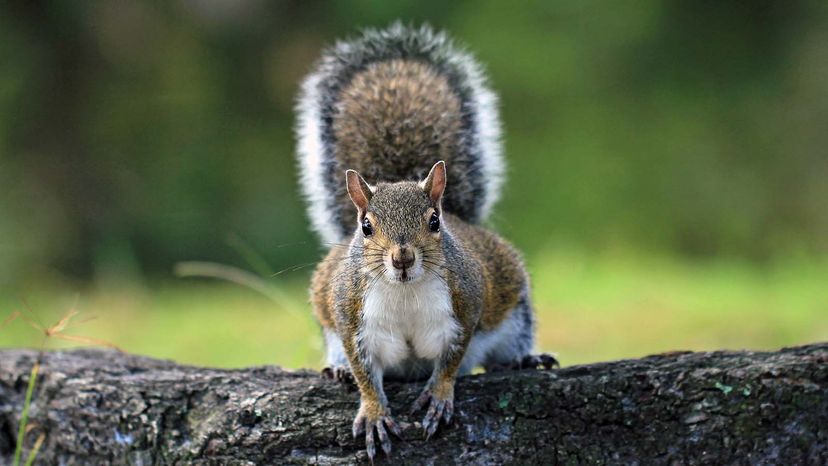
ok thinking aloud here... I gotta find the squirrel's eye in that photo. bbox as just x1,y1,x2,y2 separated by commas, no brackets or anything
429,212,440,233
361,217,374,237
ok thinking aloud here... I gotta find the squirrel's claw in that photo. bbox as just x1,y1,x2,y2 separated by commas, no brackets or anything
413,390,454,440
353,413,401,460
352,415,364,438
375,420,392,456
410,390,431,414
364,424,376,459
321,365,355,385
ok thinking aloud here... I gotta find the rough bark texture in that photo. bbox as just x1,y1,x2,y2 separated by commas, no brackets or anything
0,344,826,465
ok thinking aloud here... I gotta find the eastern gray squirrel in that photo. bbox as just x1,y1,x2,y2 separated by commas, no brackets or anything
295,23,557,459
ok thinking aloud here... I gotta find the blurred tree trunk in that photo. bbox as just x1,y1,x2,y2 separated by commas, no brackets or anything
1,344,826,465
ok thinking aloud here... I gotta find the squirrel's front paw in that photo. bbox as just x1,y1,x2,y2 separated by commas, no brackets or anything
352,406,402,460
411,389,454,440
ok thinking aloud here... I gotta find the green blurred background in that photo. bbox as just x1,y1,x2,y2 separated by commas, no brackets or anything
1,1,826,368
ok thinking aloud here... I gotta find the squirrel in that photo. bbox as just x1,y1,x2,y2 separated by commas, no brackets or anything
295,23,557,459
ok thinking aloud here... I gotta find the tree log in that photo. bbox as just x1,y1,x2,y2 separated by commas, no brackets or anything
0,344,826,465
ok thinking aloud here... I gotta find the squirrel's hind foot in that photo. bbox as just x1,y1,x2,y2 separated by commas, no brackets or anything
320,365,356,386
521,353,560,370
486,353,560,373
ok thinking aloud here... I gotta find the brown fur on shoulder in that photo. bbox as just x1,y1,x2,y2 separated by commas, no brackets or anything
445,214,528,331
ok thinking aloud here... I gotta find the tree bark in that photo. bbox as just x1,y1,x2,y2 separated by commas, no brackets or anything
1,344,826,465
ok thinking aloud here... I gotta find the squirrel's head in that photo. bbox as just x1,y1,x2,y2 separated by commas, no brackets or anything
346,161,447,284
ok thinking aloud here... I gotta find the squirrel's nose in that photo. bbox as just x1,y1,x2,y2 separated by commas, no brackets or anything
391,246,415,270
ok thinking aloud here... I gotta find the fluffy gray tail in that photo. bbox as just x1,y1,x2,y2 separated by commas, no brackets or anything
295,23,504,244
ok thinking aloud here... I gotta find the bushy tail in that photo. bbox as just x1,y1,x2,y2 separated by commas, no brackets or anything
295,23,504,244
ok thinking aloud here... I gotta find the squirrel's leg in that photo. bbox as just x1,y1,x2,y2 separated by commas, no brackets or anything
341,330,401,459
411,331,472,439
319,328,355,385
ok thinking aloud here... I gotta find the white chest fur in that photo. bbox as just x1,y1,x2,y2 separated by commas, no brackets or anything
360,276,459,371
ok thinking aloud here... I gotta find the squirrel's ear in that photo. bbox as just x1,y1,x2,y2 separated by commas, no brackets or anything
346,169,373,213
421,161,447,205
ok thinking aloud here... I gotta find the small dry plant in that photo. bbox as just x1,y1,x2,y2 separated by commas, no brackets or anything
2,299,121,466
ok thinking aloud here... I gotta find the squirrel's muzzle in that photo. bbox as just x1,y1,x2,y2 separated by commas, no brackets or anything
391,246,415,270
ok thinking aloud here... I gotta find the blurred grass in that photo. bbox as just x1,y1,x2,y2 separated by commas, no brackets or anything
1,250,826,369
